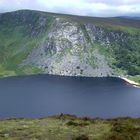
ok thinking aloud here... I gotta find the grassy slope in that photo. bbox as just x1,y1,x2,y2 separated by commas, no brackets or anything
0,10,54,77
0,114,140,140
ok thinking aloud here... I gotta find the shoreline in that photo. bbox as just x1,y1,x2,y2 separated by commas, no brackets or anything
119,76,140,88
0,74,140,88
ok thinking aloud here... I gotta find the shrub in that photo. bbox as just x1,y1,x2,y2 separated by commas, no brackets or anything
73,135,89,140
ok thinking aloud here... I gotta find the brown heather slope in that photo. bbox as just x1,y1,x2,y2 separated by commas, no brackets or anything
0,114,140,140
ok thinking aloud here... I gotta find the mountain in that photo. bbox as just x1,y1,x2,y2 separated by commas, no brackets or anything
0,10,140,82
119,16,140,20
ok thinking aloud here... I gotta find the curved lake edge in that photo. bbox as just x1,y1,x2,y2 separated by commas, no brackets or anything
0,73,139,88
119,76,140,88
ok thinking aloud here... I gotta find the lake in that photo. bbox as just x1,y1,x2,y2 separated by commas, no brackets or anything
0,74,140,118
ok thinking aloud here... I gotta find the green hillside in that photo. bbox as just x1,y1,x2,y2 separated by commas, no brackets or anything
0,10,54,76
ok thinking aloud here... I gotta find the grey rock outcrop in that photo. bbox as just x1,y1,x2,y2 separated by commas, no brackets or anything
22,17,113,77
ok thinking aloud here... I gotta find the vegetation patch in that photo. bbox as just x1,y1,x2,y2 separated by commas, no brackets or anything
0,115,140,140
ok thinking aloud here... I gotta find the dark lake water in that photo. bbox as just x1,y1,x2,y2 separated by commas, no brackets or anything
0,74,140,118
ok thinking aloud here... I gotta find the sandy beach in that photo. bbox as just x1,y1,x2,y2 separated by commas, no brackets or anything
119,76,140,88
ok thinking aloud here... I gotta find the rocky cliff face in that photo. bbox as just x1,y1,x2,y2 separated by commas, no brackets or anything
21,17,114,77
0,10,140,78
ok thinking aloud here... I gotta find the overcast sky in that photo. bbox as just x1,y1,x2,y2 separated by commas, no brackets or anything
0,0,140,17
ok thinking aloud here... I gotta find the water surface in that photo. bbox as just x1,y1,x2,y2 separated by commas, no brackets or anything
0,74,140,118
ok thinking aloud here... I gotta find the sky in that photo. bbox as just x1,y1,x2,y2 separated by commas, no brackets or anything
0,0,140,17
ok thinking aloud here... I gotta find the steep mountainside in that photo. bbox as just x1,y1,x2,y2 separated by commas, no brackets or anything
0,10,140,82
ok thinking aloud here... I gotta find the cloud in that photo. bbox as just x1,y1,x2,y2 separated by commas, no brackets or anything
0,0,140,17
82,0,140,5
